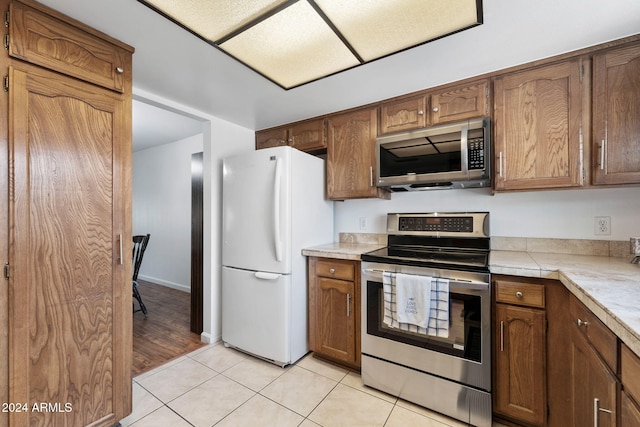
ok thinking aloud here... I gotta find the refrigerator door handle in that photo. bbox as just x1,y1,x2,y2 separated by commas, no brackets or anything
273,156,283,262
254,271,282,280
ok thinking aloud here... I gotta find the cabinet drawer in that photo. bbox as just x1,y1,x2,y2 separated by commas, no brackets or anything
622,344,640,404
495,280,545,308
9,1,131,93
315,259,355,281
569,296,617,373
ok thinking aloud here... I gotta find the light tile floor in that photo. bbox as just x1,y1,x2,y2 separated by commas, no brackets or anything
121,342,503,427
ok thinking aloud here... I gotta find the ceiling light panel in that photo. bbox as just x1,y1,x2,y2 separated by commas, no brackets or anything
219,1,360,89
316,0,481,61
138,0,482,89
143,0,288,42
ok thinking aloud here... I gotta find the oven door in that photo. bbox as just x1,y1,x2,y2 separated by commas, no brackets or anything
361,261,491,392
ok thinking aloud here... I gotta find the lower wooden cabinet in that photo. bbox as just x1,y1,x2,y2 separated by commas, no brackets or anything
621,392,640,426
308,257,360,369
621,343,640,426
569,327,618,427
493,279,547,426
492,276,640,427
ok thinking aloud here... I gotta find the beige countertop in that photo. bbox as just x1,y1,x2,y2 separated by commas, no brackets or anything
301,242,386,261
303,241,640,357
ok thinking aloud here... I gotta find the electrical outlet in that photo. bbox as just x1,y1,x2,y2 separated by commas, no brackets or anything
359,217,368,230
594,216,611,235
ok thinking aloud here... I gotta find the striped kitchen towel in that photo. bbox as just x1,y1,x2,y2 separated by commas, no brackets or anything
382,272,450,338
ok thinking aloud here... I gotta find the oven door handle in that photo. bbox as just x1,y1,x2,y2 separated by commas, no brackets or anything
362,268,490,290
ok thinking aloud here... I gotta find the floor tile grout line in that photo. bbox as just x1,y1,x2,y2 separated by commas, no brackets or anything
134,345,464,427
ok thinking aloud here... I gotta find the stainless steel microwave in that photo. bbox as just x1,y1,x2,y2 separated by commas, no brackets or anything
376,117,491,191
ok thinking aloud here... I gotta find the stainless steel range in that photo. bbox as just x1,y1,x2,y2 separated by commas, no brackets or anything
361,212,491,427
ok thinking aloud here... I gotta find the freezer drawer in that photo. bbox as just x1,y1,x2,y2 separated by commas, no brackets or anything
221,266,292,365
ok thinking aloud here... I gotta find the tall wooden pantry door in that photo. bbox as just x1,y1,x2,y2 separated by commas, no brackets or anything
7,63,132,425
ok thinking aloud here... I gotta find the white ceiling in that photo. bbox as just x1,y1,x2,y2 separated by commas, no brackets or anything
132,99,203,151
35,0,640,150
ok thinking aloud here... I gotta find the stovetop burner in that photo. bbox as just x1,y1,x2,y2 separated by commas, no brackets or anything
363,245,489,269
361,212,490,271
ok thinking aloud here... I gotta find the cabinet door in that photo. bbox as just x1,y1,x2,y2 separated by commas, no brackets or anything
289,118,326,152
327,108,389,200
593,44,640,185
256,127,288,149
494,304,547,426
9,1,131,93
314,277,357,365
379,94,428,134
570,329,618,427
494,60,584,191
8,65,131,426
621,392,640,427
431,80,489,124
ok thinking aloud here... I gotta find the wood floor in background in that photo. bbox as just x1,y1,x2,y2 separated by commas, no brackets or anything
132,281,205,377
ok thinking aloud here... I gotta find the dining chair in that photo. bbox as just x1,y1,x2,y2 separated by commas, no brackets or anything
132,234,150,317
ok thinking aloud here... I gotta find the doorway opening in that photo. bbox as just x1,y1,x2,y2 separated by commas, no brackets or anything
131,96,208,375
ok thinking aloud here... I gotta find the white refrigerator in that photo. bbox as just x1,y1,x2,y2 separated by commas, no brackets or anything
221,146,333,366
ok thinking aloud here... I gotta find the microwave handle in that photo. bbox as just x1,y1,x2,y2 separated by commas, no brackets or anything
460,124,469,174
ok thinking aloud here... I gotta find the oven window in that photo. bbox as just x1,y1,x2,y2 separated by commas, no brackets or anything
366,280,482,362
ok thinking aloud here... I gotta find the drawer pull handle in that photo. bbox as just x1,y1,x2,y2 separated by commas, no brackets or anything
577,318,589,327
329,268,335,274
515,291,523,299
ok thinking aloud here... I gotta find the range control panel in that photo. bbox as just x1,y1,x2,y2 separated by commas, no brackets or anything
398,216,473,232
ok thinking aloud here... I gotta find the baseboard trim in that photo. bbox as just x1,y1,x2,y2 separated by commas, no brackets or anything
138,275,190,293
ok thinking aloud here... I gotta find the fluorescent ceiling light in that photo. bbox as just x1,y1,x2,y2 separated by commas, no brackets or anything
138,0,482,89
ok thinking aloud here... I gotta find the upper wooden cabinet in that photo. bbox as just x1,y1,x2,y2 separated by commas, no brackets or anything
493,59,585,191
327,108,389,200
256,118,326,152
379,94,428,134
379,79,489,134
288,118,326,152
8,0,131,93
255,127,288,149
592,44,640,185
431,79,490,124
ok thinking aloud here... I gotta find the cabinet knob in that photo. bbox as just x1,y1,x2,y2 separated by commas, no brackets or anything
115,66,124,74
515,291,523,299
329,268,335,274
577,318,589,327
417,110,424,115
432,106,439,112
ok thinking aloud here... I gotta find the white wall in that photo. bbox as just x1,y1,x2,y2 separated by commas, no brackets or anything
132,134,204,291
334,186,640,242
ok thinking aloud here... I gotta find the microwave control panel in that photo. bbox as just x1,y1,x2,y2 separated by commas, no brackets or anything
467,137,485,170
